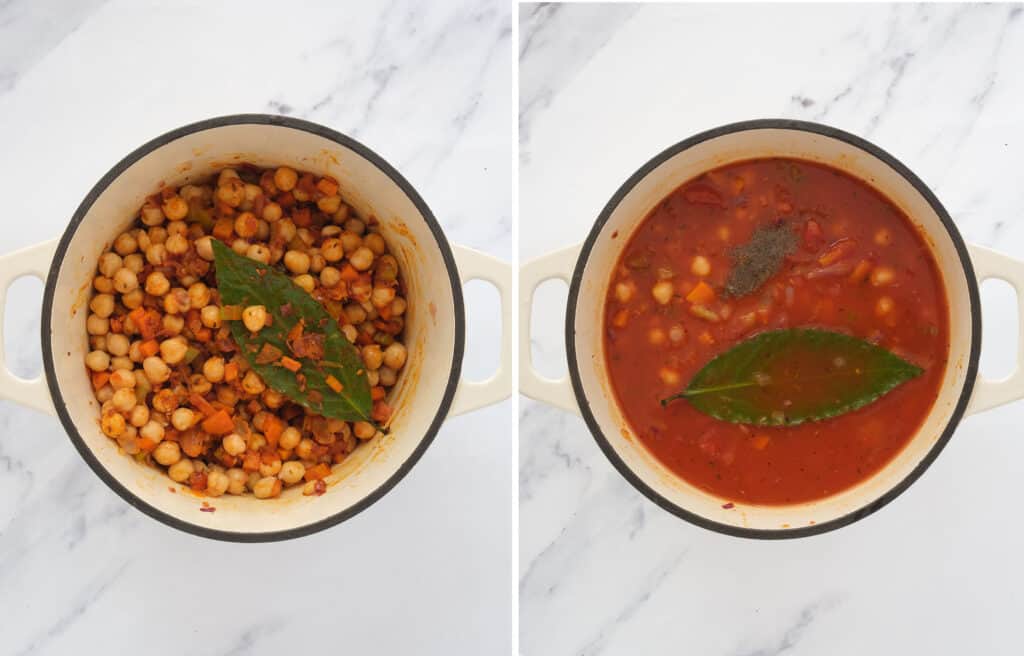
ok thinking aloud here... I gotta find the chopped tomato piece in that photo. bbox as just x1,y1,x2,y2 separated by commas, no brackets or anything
304,463,331,481
685,281,716,305
201,409,235,436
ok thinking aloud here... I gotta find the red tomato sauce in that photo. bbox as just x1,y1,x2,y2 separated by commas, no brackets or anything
603,158,949,505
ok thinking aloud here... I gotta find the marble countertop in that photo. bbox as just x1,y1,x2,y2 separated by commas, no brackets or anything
520,3,1024,655
0,1,513,654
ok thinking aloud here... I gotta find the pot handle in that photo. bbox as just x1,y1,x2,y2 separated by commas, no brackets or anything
967,243,1024,415
448,246,514,416
0,239,58,416
519,244,581,414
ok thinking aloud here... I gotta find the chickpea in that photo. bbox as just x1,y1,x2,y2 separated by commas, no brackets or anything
391,297,407,317
651,280,674,305
339,231,362,254
691,255,711,277
141,203,165,226
253,476,282,499
194,236,215,261
142,356,171,384
140,420,164,443
659,367,681,386
274,167,298,192
283,250,310,274
614,281,635,303
870,266,895,287
217,178,246,208
109,368,136,389
167,458,194,483
259,458,282,478
121,289,144,310
349,246,374,271
318,266,341,288
383,342,407,370
226,468,248,495
145,243,167,266
162,314,184,336
363,233,386,255
876,296,895,316
160,337,189,365
367,369,380,386
242,305,267,332
354,421,376,440
165,233,189,255
200,305,222,329
248,433,267,452
162,195,189,221
649,328,667,346
128,341,144,362
188,373,212,396
93,276,114,294
145,271,171,296
123,253,144,274
371,285,396,308
206,470,230,497
344,304,367,325
309,251,326,274
113,232,138,256
216,384,239,407
279,426,301,450
127,405,149,428
149,226,168,244
379,366,397,387
151,388,179,414
295,438,315,460
85,350,110,372
341,324,358,343
96,384,114,403
362,344,384,370
154,440,182,466
171,407,195,431
98,252,123,278
86,314,110,336
222,433,246,456
111,356,133,371
105,333,129,357
262,388,285,409
89,293,115,319
318,238,343,262
188,282,211,309
344,218,366,235
875,228,892,246
163,288,190,314
245,243,271,264
279,461,305,485
113,268,139,294
110,387,136,413
231,238,248,255
203,356,225,383
262,202,282,223
242,370,266,395
293,274,315,293
101,411,126,438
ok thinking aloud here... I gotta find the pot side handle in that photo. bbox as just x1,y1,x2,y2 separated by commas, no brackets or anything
0,239,58,416
519,244,581,415
448,246,514,416
967,243,1024,415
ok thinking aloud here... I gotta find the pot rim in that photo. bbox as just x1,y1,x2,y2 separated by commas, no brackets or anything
564,118,981,539
40,113,466,542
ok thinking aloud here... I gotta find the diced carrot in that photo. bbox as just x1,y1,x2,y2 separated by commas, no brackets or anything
355,332,374,345
91,371,110,390
242,451,261,472
139,339,160,357
371,386,386,401
201,409,234,436
280,356,302,372
339,264,360,282
189,393,218,418
223,362,239,382
751,434,771,450
371,401,392,423
304,463,331,481
263,416,283,447
849,259,873,284
292,207,312,227
686,281,716,305
130,308,161,340
325,375,343,393
137,437,157,452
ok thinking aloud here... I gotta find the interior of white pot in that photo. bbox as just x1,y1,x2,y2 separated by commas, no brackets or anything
48,121,458,536
573,127,973,532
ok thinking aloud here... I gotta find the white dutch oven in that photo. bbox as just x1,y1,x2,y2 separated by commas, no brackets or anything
521,119,1024,538
0,115,512,542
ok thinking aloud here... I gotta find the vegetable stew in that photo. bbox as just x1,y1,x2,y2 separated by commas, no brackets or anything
604,158,949,505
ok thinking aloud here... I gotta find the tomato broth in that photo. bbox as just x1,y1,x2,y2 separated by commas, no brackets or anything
603,158,949,505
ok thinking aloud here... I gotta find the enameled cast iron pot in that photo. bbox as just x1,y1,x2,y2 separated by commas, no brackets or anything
0,115,512,542
521,119,1024,539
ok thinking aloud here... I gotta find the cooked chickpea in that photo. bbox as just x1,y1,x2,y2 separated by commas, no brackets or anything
113,268,139,294
262,202,282,223
659,367,681,386
316,266,340,288
293,274,315,293
284,249,311,274
98,252,122,277
217,179,246,208
124,254,144,274
354,421,376,440
669,324,686,344
109,368,136,389
344,303,367,324
371,285,396,308
142,356,171,384
295,438,315,460
651,280,674,305
140,420,164,442
86,314,109,336
220,434,245,457
162,195,189,221
203,356,225,383
345,218,366,235
153,440,181,466
162,314,184,336
141,203,165,226
253,476,282,499
110,387,136,413
362,344,384,370
114,232,138,255
245,243,271,264
106,333,130,357
349,246,374,271
379,366,397,387
200,305,222,329
188,282,211,309
145,243,167,266
259,459,282,478
363,233,386,255
340,231,362,253
94,276,114,294
241,370,266,395
242,305,267,332
122,289,144,310
111,356,133,371
691,255,711,277
273,167,298,192
320,238,344,262
279,461,305,485
101,411,126,438
278,426,301,450
128,405,149,428
206,470,230,497
391,297,407,317
870,266,895,287
876,296,895,316
614,281,635,303
85,350,110,372
167,458,194,483
383,342,407,369
89,293,115,318
171,408,195,431
226,468,248,495
875,228,892,246
160,337,189,365
145,271,171,296
193,236,214,261
95,385,114,403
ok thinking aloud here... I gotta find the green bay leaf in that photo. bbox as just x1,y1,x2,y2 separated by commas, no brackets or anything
661,328,923,425
212,239,372,422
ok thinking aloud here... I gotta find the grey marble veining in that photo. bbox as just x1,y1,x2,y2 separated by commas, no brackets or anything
0,1,514,654
520,3,1024,655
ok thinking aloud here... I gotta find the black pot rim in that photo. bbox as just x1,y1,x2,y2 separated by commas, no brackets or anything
40,113,466,542
564,118,981,540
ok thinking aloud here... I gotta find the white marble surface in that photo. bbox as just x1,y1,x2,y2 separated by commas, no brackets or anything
0,1,514,654
520,3,1024,655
